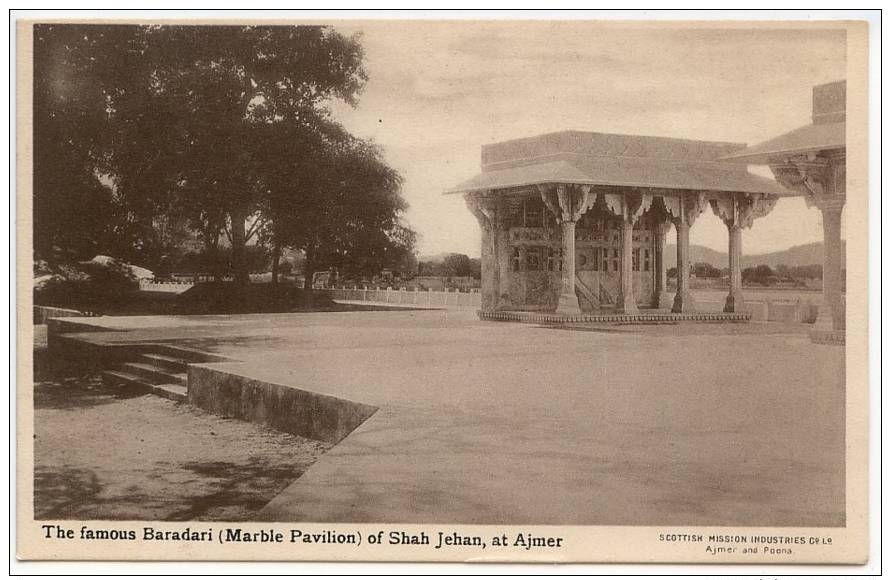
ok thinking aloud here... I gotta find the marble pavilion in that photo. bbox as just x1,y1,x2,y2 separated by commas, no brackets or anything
448,130,791,318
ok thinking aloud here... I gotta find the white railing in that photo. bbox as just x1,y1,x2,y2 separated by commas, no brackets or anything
329,286,818,320
328,286,482,310
138,280,195,293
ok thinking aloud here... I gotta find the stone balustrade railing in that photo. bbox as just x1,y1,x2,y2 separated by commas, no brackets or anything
328,286,820,321
328,286,482,310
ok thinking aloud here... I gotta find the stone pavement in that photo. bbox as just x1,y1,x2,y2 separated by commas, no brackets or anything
52,309,845,526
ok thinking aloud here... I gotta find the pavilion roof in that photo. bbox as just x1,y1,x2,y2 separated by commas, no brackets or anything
446,130,790,197
721,81,846,164
719,122,845,165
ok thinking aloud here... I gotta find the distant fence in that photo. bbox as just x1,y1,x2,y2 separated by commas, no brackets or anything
34,306,86,325
329,286,482,310
329,286,821,321
137,280,819,322
139,280,194,294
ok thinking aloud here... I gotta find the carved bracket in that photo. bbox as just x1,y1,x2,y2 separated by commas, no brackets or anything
665,191,707,227
738,193,777,228
710,193,778,229
602,190,653,223
464,191,497,230
770,153,845,211
538,183,592,223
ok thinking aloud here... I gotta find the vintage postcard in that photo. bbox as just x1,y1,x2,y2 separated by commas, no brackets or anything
15,13,873,565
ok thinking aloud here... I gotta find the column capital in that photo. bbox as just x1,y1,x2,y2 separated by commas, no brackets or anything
808,194,846,213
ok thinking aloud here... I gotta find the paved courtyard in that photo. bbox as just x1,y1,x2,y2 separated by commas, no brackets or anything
50,309,845,526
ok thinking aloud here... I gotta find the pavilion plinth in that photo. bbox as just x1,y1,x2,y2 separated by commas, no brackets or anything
478,310,752,325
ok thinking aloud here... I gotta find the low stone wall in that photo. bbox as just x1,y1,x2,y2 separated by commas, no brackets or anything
188,365,378,444
329,286,482,309
682,298,817,323
33,305,85,325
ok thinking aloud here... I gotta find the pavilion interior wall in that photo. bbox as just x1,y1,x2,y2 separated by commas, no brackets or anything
490,192,659,312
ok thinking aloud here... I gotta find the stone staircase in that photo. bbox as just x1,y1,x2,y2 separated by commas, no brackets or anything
574,275,600,310
102,351,191,402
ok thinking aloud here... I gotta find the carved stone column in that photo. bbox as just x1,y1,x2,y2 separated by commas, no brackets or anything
559,220,578,312
616,216,636,313
673,220,693,313
711,194,745,313
604,191,652,314
814,196,846,331
666,192,706,313
647,198,673,309
652,219,672,309
538,183,592,314
770,153,846,335
726,222,743,312
464,192,499,313
493,196,513,310
710,193,777,313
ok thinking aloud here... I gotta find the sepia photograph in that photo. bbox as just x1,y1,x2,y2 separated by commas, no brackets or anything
14,12,873,566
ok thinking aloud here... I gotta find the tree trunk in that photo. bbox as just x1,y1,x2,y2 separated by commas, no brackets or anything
271,240,282,286
229,206,250,287
204,234,221,283
303,247,315,309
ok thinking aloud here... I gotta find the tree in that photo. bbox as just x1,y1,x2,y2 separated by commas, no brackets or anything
98,25,368,285
441,253,474,277
742,264,775,286
34,24,410,296
33,25,121,264
261,119,414,296
693,262,722,278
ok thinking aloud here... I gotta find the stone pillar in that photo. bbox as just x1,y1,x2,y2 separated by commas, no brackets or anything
815,198,845,331
669,192,706,314
711,192,778,314
538,183,592,315
725,222,744,312
768,153,844,341
672,219,695,313
558,220,581,314
494,198,513,310
464,193,499,312
652,220,672,309
615,216,638,313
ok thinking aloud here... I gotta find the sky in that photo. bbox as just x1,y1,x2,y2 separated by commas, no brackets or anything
327,21,847,258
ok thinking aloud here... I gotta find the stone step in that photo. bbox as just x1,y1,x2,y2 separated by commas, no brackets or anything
149,383,188,402
137,353,189,373
102,370,153,392
101,370,187,402
119,362,187,386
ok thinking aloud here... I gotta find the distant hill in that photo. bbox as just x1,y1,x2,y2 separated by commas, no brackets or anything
426,241,844,270
664,241,845,270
